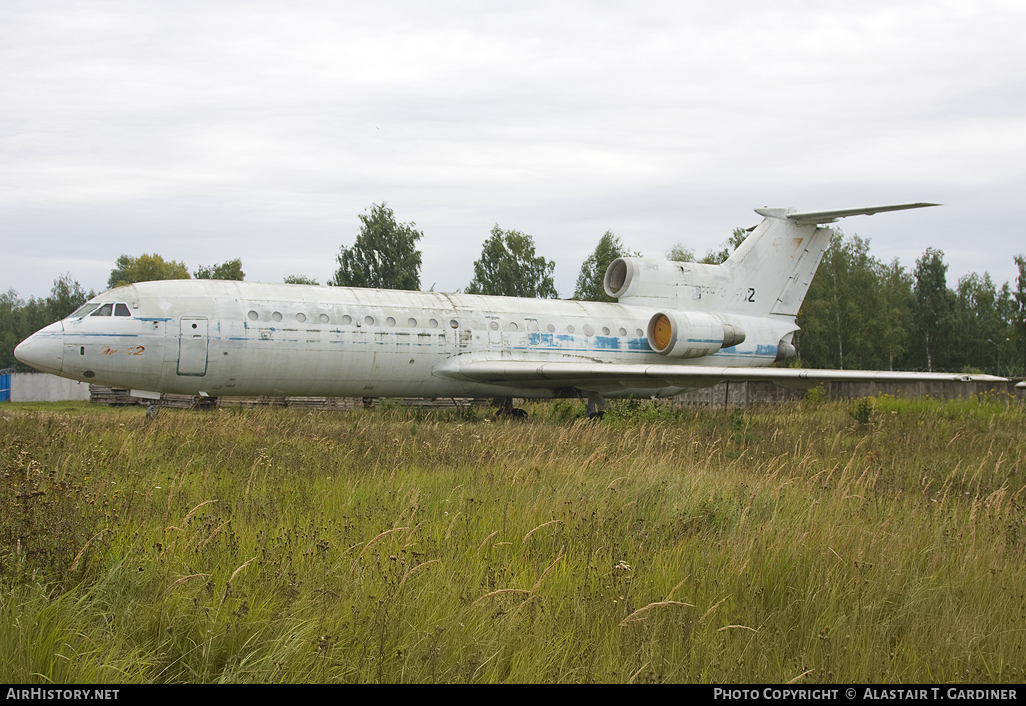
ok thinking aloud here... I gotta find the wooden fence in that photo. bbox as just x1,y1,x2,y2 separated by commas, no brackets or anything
671,379,1024,409
90,378,1024,411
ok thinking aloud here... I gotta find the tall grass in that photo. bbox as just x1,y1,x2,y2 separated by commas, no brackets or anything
1,395,1024,682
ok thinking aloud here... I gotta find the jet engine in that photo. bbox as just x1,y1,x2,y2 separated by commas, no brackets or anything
647,311,746,358
775,335,797,362
604,257,684,302
603,256,730,308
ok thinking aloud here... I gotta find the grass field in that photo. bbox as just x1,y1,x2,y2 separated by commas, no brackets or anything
1,394,1024,683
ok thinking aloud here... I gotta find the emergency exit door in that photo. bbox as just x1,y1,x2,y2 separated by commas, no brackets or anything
178,317,208,376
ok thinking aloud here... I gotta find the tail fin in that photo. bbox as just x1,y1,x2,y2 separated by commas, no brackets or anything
607,203,937,316
718,203,937,317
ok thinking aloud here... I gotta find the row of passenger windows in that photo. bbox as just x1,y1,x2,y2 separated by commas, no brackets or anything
246,310,644,338
71,302,131,318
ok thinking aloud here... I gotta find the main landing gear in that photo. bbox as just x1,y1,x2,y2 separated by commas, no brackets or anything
585,392,609,420
492,397,529,420
491,393,610,421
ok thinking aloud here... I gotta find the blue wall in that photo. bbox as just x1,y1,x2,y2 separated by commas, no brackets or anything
0,374,10,402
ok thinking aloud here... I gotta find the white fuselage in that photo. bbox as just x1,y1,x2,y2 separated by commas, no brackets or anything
32,280,796,400
21,204,1001,401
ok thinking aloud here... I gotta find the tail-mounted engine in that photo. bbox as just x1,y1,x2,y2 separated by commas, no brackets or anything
647,311,746,358
605,257,747,357
603,256,729,309
604,257,685,303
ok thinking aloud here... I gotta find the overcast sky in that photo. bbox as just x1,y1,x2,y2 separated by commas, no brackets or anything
3,0,1024,299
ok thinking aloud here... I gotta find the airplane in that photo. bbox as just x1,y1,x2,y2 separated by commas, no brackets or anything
14,203,1010,418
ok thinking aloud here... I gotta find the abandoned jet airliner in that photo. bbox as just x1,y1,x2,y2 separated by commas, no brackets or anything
14,203,1008,415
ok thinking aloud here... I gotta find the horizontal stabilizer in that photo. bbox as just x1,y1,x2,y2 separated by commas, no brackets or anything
755,203,939,224
775,203,940,225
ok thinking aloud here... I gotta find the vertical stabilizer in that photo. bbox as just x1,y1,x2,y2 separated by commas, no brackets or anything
718,203,937,317
719,212,831,317
608,203,937,319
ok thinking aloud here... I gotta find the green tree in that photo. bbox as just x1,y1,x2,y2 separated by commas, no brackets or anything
108,254,190,289
1012,255,1026,376
0,289,26,371
912,248,957,372
878,259,915,370
330,203,423,290
284,275,320,285
0,275,91,370
194,258,245,281
700,227,750,264
992,281,1017,376
574,230,636,302
465,225,557,298
951,272,1004,373
43,274,90,323
666,244,695,262
795,232,891,370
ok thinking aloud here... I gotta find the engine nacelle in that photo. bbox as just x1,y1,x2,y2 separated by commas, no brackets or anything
604,257,682,301
775,338,797,362
604,256,731,308
647,311,746,358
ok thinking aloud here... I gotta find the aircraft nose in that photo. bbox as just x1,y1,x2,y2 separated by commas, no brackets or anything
14,321,64,375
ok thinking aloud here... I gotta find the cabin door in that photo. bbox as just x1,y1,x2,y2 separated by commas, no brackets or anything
177,317,208,376
485,316,502,350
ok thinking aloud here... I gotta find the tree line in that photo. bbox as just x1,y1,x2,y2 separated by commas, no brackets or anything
3,202,1024,377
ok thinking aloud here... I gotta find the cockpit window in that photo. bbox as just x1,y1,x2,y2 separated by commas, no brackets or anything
90,303,114,317
70,303,101,318
114,303,131,317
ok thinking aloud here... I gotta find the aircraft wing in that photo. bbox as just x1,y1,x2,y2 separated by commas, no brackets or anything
444,360,1007,393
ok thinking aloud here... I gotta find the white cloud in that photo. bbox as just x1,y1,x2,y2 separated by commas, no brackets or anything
2,0,1025,298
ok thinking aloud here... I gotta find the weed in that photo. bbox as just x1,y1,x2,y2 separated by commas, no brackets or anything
806,385,827,404
0,399,1022,682
849,397,874,425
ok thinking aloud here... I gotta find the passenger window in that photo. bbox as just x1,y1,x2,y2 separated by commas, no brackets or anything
114,303,131,317
90,303,113,317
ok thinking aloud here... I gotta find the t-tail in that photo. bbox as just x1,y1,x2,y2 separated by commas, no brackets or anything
605,203,938,319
